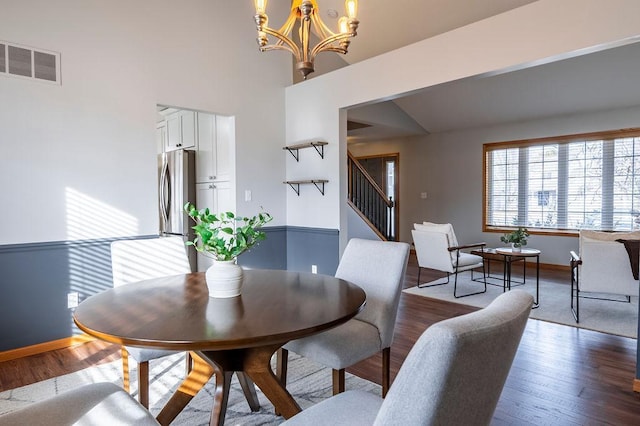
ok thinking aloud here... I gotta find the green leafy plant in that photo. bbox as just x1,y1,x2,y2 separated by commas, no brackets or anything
500,227,529,247
184,202,273,261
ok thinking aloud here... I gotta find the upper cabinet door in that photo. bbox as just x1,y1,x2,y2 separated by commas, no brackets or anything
196,112,216,183
156,122,167,154
214,115,233,182
165,110,196,152
196,112,234,183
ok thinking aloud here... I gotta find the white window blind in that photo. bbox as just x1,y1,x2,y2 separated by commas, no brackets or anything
484,129,640,232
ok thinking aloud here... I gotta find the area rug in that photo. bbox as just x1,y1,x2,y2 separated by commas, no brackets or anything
403,273,638,339
0,353,380,425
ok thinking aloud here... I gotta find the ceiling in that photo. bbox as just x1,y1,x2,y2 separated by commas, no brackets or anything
309,1,640,141
317,0,537,65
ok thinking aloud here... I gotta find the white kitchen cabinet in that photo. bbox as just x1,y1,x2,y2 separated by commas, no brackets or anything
195,180,235,271
156,122,166,154
196,180,234,214
196,113,234,183
165,110,196,151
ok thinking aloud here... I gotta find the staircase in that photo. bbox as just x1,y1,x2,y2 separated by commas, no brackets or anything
347,152,395,240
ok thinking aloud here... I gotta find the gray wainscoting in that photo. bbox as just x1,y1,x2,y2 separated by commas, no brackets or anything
0,238,125,352
286,226,340,275
0,226,339,352
237,226,287,270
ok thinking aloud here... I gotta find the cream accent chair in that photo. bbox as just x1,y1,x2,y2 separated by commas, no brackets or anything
570,230,640,322
281,290,534,426
0,383,159,426
411,222,487,298
110,236,192,408
278,238,410,398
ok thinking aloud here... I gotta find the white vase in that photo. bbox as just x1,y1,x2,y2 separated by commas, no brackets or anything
205,259,244,298
511,243,522,252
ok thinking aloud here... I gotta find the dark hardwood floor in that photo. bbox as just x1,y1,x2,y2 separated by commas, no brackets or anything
1,254,639,424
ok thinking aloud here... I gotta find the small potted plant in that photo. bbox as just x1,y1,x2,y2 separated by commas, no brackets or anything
500,227,529,252
184,202,272,297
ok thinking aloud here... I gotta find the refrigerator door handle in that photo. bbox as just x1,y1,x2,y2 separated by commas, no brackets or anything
160,161,171,226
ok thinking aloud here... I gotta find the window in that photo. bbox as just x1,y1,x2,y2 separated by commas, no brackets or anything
484,129,640,233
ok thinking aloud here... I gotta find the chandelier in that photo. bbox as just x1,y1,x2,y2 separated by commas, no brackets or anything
254,0,359,79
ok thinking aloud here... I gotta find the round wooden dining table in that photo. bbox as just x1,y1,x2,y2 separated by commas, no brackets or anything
73,269,366,425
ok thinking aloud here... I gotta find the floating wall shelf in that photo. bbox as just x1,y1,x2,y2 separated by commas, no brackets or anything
283,141,328,161
284,179,329,196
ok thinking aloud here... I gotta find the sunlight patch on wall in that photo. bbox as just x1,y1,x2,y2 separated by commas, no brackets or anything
65,187,139,240
65,187,140,335
111,237,191,287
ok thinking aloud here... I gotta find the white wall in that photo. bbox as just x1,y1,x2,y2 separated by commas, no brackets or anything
0,0,291,245
285,0,640,252
346,207,380,241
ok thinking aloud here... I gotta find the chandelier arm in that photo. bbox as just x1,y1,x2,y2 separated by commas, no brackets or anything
260,27,302,61
314,46,348,55
260,44,299,55
309,12,338,40
311,33,352,57
276,11,298,39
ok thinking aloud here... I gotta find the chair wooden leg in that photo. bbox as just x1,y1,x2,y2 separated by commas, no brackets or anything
120,346,130,393
382,347,390,398
332,369,345,395
138,361,149,408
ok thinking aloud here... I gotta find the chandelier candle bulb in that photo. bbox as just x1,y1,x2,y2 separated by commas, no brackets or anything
254,0,267,15
339,17,349,34
346,0,358,19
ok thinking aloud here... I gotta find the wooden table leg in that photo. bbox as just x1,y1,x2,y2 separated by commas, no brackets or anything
156,352,215,426
237,372,261,412
199,344,302,422
241,345,302,419
209,366,233,426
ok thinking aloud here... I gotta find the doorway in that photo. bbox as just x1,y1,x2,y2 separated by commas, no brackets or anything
356,153,399,241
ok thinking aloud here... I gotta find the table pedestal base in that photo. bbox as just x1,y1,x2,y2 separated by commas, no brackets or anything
155,345,301,426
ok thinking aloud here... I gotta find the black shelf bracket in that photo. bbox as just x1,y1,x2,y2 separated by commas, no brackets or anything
311,142,326,159
312,180,326,195
283,141,328,162
284,147,300,161
284,179,329,196
286,181,301,196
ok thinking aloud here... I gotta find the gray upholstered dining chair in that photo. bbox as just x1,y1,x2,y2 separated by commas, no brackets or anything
110,236,193,408
277,238,410,397
281,289,534,426
0,382,160,425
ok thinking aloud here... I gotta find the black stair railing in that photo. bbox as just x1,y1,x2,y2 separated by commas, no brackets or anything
347,152,395,240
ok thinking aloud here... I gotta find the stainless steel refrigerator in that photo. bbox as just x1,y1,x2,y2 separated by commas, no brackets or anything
158,149,197,271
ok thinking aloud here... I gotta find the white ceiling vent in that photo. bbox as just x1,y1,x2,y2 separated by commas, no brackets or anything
0,41,60,84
